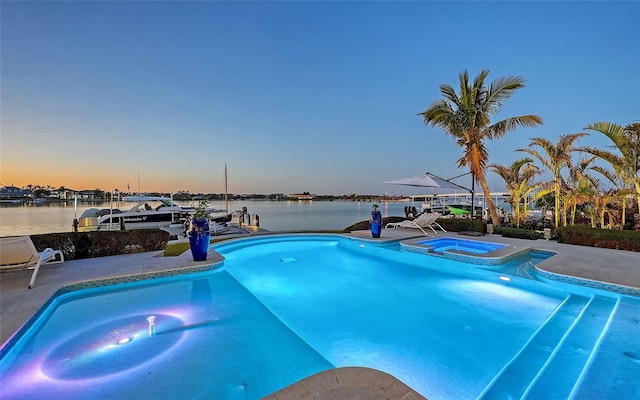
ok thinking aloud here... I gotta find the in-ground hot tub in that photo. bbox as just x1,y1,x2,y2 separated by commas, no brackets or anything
400,236,531,266
414,237,508,254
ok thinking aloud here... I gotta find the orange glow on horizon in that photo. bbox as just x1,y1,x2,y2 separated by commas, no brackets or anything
0,172,229,194
1,168,264,194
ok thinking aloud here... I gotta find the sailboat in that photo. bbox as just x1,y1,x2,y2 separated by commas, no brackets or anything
208,163,238,235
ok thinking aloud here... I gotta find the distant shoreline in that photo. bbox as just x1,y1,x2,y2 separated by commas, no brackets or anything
0,195,413,205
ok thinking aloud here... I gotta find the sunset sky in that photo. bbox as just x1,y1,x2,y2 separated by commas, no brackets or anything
1,1,638,196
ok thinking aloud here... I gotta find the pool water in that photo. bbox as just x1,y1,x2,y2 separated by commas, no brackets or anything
1,235,639,399
415,237,508,254
0,269,333,399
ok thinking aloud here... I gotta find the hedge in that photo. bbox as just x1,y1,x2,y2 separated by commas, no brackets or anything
555,225,640,252
343,217,485,234
494,226,544,240
437,218,485,233
30,230,171,260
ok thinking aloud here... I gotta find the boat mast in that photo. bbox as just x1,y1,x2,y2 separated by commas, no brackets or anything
224,163,228,213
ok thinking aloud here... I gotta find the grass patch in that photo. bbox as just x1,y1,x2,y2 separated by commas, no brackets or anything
163,237,238,256
164,242,190,256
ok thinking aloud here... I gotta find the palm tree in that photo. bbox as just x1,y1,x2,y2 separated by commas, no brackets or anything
489,158,541,227
584,121,640,226
517,133,587,228
583,174,618,228
419,69,543,226
563,155,601,226
586,161,628,228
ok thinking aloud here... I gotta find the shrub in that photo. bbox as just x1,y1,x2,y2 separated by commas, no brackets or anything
494,226,544,240
556,225,640,252
31,230,171,260
437,218,485,233
343,217,485,234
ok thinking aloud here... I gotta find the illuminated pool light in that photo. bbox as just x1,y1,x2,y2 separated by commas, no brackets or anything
499,276,511,282
115,337,133,345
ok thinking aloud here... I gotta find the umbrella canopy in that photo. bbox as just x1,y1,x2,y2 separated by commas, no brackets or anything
382,173,470,192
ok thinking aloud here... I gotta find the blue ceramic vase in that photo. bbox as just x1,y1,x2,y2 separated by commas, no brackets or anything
188,218,211,261
370,211,382,238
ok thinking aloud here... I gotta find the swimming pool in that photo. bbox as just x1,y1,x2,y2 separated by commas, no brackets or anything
1,234,639,399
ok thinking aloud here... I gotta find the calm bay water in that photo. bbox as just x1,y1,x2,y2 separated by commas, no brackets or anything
0,200,414,236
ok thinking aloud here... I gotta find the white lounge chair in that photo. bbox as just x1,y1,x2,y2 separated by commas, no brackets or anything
385,212,446,235
0,236,64,289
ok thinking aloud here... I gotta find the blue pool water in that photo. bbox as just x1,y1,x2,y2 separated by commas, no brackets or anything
415,237,508,254
1,234,639,399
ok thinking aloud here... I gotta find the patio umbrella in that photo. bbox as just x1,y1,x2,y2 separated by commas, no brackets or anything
382,172,471,192
383,172,480,235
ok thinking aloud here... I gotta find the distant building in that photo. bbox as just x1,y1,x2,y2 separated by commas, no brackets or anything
49,189,76,199
77,190,96,200
289,192,315,200
0,185,31,199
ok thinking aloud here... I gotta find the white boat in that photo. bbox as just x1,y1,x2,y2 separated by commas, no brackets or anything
75,196,229,234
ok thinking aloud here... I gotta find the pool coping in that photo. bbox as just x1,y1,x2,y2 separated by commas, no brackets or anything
535,266,640,297
263,366,427,400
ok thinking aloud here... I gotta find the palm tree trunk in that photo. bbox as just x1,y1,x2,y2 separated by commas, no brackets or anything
554,183,560,228
621,197,626,228
514,195,521,227
479,178,500,227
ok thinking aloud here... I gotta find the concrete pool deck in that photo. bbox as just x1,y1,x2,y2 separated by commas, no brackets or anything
1,229,638,399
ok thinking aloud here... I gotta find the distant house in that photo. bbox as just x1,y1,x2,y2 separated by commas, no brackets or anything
78,190,95,200
0,186,31,199
49,189,76,199
289,192,315,200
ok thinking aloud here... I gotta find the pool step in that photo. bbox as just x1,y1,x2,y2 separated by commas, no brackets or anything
477,294,618,400
522,296,618,399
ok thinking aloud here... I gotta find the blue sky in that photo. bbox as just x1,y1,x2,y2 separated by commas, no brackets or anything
1,1,638,196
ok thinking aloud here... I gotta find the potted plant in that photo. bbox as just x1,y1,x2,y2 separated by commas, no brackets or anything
370,204,382,238
188,200,211,261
